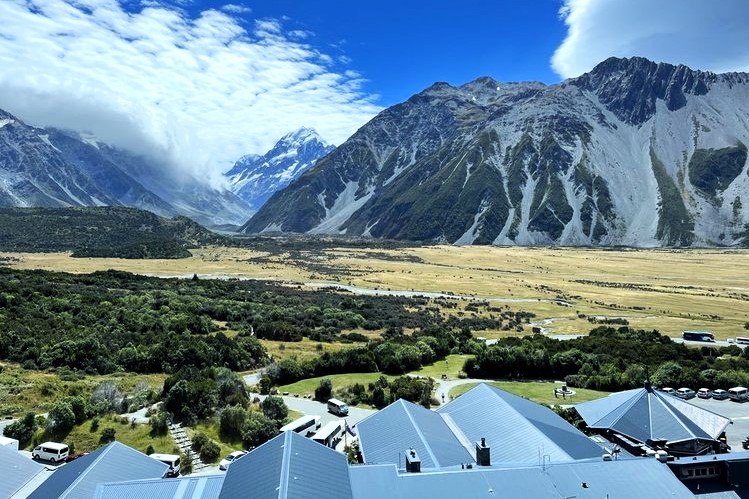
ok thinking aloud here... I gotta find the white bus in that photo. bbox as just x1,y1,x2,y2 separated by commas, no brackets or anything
327,398,349,416
312,421,342,448
728,386,748,402
736,337,749,345
279,415,321,436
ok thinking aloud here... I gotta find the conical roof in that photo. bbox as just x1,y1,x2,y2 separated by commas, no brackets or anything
575,386,730,444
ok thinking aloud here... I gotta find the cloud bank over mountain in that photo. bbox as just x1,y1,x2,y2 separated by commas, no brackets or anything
0,0,381,183
552,0,749,79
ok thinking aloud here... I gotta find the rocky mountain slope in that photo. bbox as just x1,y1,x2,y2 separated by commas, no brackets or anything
243,57,749,247
225,128,334,212
0,111,251,227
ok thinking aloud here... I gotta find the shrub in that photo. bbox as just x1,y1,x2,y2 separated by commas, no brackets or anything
191,433,209,453
219,405,248,441
199,440,221,463
146,444,155,455
149,412,169,437
241,411,278,448
90,416,100,432
100,427,116,444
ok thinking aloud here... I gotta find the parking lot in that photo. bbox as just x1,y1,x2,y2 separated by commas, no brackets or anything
687,396,749,450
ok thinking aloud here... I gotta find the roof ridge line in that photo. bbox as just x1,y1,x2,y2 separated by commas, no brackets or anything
60,442,114,498
606,389,647,428
657,394,711,438
402,402,441,468
278,432,292,498
439,412,475,461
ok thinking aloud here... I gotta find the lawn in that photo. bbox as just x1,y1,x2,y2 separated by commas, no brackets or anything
260,338,354,361
410,354,474,379
448,381,610,406
279,373,395,397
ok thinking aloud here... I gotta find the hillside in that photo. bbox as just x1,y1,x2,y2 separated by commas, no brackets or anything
0,206,223,258
243,57,749,247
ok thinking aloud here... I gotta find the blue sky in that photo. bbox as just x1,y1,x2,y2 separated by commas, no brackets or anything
1,0,747,179
230,0,567,106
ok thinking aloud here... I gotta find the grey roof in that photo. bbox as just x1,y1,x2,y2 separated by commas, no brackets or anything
349,457,696,499
28,441,168,499
437,383,603,464
0,443,45,498
219,430,352,499
95,474,225,499
575,387,731,444
357,399,473,469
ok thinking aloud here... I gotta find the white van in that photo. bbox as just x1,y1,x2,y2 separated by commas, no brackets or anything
728,386,748,402
150,453,181,477
327,398,349,416
32,442,69,463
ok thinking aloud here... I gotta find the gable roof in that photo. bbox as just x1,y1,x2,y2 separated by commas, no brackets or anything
357,399,473,469
95,474,225,499
575,387,731,444
0,443,45,498
28,441,168,499
349,457,696,499
219,430,352,499
437,383,603,464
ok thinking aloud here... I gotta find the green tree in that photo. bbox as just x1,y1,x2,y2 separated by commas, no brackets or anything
199,440,221,463
314,379,333,402
3,412,36,447
219,405,248,441
261,396,288,422
241,411,278,448
652,361,684,388
47,401,76,434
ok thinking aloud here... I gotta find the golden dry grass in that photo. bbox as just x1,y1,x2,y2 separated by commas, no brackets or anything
2,245,748,339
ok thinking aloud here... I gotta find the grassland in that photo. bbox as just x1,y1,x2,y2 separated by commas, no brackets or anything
2,245,748,339
448,381,610,406
410,354,474,379
0,362,166,418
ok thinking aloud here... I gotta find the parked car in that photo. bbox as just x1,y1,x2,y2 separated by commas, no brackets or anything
712,389,729,400
661,387,676,395
697,388,712,399
219,450,247,471
676,388,696,399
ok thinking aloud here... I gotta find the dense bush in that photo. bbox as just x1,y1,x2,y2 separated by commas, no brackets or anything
199,440,221,463
314,379,332,402
2,412,36,447
260,396,288,422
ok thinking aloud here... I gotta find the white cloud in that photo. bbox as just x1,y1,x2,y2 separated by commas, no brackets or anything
552,0,749,79
0,0,381,183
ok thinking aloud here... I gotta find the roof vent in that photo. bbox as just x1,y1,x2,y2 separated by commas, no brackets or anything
405,448,421,473
475,437,490,466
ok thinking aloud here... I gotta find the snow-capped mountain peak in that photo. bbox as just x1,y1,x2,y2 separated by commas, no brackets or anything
225,128,335,212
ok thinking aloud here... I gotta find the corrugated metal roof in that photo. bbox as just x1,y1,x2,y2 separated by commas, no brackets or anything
219,431,352,499
28,441,168,499
437,383,603,464
357,399,473,469
94,474,225,499
349,457,697,499
576,387,731,445
0,443,45,498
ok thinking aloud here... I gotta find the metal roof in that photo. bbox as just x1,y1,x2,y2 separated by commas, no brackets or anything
219,430,352,499
575,387,731,444
28,441,168,499
357,399,473,469
437,383,603,464
349,457,697,499
0,443,45,498
94,474,225,499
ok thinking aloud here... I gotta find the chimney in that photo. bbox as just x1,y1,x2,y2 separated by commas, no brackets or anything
405,448,421,473
475,437,491,466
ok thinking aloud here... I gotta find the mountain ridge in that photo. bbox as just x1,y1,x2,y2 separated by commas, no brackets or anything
242,56,749,247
